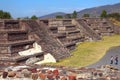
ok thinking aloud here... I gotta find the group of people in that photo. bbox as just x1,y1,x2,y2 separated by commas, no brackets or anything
110,56,118,65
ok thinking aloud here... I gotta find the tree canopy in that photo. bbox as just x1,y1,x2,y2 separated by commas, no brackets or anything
65,11,77,19
56,15,63,19
100,10,107,18
31,15,38,20
100,10,120,20
64,14,72,19
83,14,90,18
0,10,12,19
107,13,120,20
72,11,77,18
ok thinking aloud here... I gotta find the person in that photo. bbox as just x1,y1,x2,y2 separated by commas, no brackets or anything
115,56,118,65
110,56,114,64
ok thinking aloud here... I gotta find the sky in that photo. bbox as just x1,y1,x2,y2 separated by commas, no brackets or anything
0,0,120,18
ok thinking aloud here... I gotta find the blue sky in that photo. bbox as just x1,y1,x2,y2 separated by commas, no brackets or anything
0,0,120,18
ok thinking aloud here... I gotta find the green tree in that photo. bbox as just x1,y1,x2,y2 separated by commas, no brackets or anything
0,10,4,18
65,14,72,19
56,15,63,19
72,10,77,18
3,12,12,19
31,15,38,20
0,10,12,19
83,14,90,18
107,13,120,20
100,10,107,18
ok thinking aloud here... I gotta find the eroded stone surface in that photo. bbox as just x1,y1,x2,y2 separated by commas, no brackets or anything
0,65,119,80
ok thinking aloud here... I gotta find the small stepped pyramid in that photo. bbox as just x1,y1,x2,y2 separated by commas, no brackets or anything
83,18,114,36
23,20,70,61
0,20,43,62
74,18,115,41
0,18,115,63
76,19,101,41
48,19,84,50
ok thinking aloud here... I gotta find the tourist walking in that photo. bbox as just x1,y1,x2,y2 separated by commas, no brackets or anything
110,56,114,64
115,56,118,65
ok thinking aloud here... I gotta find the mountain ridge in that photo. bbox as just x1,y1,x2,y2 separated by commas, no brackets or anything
39,3,120,18
40,12,66,19
77,3,120,17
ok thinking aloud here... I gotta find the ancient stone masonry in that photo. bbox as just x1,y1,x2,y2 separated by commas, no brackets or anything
48,18,116,50
83,18,114,36
77,18,114,39
75,19,101,41
0,18,117,63
48,19,84,50
22,20,70,61
0,20,42,62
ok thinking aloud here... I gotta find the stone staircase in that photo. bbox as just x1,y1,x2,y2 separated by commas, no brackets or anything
48,19,84,50
23,20,70,61
84,18,114,36
0,20,43,62
76,19,101,41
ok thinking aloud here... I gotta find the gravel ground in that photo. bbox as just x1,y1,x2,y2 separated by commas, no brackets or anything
88,46,120,69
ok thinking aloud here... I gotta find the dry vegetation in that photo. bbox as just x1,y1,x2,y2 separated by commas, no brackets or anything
110,18,120,26
52,35,120,67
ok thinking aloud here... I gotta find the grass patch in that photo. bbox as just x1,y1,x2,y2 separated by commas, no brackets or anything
53,35,120,67
109,18,120,26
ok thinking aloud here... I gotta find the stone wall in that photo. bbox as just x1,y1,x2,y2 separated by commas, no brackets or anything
48,19,84,50
0,33,7,42
82,18,114,36
8,32,28,41
0,46,10,54
0,18,118,63
23,20,70,61
10,41,34,54
49,19,72,27
4,20,20,30
0,20,38,62
0,21,4,28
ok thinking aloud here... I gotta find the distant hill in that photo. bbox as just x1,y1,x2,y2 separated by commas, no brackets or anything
40,12,66,19
39,3,120,18
77,3,120,17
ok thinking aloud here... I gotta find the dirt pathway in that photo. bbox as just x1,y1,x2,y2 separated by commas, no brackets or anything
88,46,120,69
